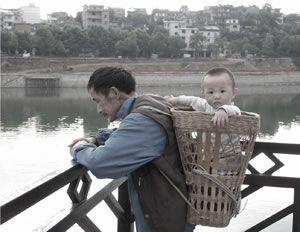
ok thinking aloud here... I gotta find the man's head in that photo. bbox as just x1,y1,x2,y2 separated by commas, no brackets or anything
87,67,136,122
201,67,238,109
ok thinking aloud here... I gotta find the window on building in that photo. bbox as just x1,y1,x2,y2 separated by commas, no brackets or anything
175,32,178,35
175,25,178,28
191,30,195,33
208,32,210,36
92,12,96,15
182,29,186,33
182,36,185,40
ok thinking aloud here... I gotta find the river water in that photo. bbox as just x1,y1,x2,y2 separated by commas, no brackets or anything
1,79,300,231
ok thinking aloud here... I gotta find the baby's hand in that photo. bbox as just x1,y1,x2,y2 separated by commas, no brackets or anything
211,108,228,128
164,95,178,105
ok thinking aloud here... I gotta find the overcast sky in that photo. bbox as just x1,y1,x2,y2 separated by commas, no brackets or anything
1,0,299,19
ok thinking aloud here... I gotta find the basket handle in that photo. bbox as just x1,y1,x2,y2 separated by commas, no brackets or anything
159,169,208,219
192,165,240,216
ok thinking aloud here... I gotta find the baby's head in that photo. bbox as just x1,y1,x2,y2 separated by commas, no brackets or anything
201,67,237,109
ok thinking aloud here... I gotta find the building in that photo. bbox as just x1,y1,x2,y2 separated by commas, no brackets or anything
163,21,187,36
14,23,34,32
164,21,220,46
18,4,40,24
109,8,125,19
127,8,147,18
0,9,22,30
82,5,109,29
47,12,69,25
164,20,220,56
225,19,240,32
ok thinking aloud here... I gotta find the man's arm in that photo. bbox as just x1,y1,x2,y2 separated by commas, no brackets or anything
71,113,167,179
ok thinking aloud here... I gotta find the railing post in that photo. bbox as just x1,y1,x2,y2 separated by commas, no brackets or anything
294,187,300,232
117,181,134,232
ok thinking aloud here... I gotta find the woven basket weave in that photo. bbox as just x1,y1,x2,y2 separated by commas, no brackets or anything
171,107,260,227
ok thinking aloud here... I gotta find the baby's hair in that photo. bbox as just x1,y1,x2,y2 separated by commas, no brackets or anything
202,67,236,89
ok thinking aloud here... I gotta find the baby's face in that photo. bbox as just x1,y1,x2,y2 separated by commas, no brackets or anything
203,73,237,109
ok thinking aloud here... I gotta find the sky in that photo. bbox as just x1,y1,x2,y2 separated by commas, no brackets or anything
1,0,300,19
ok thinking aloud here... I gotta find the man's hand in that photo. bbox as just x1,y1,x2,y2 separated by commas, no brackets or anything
211,108,228,128
68,137,96,155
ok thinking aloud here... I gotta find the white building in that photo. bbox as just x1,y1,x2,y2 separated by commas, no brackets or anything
163,21,186,36
225,19,240,32
0,10,19,30
199,26,220,45
18,4,40,24
82,5,109,29
164,21,220,52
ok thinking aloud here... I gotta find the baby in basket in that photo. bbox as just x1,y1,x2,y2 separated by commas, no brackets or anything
165,67,242,175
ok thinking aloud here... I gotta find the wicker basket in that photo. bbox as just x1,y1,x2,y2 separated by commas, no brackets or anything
171,107,260,227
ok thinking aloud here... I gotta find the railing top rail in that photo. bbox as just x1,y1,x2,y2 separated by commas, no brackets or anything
244,174,300,188
254,141,300,154
0,161,87,224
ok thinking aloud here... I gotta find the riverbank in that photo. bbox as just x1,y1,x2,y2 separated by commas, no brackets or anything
1,56,299,74
1,56,300,88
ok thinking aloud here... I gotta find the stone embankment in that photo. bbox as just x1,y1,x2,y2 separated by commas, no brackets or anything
1,56,300,88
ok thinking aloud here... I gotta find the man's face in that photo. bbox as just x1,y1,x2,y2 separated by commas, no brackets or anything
90,88,122,122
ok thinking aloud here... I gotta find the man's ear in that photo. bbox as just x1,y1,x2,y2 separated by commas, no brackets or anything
110,87,120,99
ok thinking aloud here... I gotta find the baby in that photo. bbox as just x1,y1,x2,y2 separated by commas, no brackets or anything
166,67,242,175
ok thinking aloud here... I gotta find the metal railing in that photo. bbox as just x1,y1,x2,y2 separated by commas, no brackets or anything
0,142,300,231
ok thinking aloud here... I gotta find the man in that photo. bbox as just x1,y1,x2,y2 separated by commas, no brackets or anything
69,67,190,232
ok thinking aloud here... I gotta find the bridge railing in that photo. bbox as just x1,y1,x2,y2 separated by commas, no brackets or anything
1,142,300,231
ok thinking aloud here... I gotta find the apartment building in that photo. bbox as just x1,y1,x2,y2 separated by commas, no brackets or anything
18,4,40,24
47,12,69,25
82,5,109,29
0,9,19,30
164,20,220,51
225,19,240,32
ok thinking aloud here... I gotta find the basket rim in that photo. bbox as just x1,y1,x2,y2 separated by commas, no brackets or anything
171,107,260,119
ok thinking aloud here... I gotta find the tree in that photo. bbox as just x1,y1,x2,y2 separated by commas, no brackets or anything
262,34,276,57
33,27,56,55
190,32,206,57
16,31,33,54
150,32,169,57
1,31,13,54
135,29,151,57
167,36,186,57
88,26,108,56
115,34,139,58
130,13,149,28
64,27,88,55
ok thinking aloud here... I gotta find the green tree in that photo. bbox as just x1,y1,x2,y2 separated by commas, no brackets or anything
65,27,88,55
115,34,139,57
262,34,276,57
33,27,56,55
16,31,33,54
105,28,129,57
135,29,151,57
88,26,108,56
1,31,14,54
167,36,185,57
190,32,206,57
150,32,169,57
131,13,149,28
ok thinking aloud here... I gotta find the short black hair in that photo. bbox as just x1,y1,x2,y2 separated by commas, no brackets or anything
202,67,236,89
87,67,136,96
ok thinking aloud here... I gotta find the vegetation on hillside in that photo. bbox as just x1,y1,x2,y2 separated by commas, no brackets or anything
1,3,300,68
